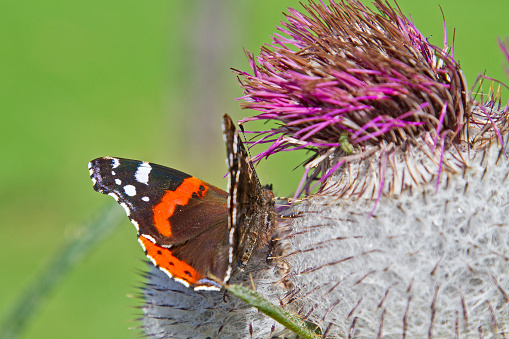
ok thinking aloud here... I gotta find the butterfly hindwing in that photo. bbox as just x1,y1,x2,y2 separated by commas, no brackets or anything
222,114,276,270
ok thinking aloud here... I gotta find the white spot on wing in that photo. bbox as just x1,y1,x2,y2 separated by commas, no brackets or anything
115,178,121,185
224,239,234,284
224,226,235,284
174,277,191,288
130,219,140,231
157,268,174,279
137,237,147,251
228,228,235,253
135,162,152,185
87,162,92,170
119,202,130,216
123,184,137,196
224,264,232,284
142,196,150,202
143,234,157,244
108,192,119,202
111,171,116,176
111,158,120,169
147,255,159,268
232,170,241,226
88,168,94,176
195,284,221,291
91,177,97,185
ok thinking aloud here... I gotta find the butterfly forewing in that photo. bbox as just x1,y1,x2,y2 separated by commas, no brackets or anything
89,114,276,291
89,157,229,289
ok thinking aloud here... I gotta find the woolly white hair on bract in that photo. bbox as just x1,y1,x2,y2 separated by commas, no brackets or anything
280,135,509,337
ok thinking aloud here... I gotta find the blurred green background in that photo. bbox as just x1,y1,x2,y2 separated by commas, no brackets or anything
1,0,507,338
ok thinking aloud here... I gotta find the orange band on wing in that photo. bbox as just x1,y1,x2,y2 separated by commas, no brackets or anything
152,177,207,237
139,235,204,286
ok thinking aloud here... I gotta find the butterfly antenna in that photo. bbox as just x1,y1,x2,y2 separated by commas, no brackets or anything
239,122,254,160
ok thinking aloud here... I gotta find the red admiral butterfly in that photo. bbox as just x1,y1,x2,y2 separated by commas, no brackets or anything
89,114,276,291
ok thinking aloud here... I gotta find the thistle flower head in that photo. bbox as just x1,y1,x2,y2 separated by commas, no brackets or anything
236,0,508,197
231,1,509,337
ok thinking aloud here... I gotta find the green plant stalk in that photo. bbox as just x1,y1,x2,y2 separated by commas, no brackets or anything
226,284,321,339
0,205,124,339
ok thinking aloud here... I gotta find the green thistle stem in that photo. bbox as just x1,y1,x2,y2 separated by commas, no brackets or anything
225,284,321,339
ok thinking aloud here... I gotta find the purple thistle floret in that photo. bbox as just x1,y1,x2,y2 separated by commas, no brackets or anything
235,0,478,197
